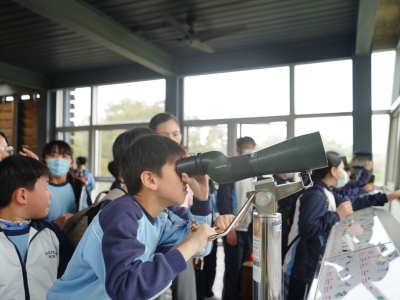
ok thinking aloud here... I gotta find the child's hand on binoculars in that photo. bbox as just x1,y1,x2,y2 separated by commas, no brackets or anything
181,171,209,201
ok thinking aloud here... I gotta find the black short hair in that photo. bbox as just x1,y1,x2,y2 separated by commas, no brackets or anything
0,131,9,146
237,136,256,148
112,127,156,169
0,156,51,208
312,151,342,180
120,134,186,195
108,161,119,179
149,113,180,131
42,140,74,159
76,156,87,165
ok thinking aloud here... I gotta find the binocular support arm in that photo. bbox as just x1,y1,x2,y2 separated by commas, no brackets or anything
210,194,255,240
209,171,313,240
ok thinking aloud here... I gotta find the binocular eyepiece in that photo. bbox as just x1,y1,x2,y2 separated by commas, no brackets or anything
176,132,327,184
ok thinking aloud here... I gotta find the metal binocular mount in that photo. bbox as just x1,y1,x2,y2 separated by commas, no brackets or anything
210,171,313,300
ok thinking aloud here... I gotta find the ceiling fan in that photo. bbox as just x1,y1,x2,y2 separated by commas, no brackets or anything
162,13,247,53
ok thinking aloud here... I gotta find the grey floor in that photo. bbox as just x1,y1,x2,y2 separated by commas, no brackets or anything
166,243,225,300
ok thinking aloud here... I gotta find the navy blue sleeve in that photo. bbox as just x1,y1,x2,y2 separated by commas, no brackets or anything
167,205,189,220
333,186,366,197
100,199,186,300
217,183,234,215
333,190,388,211
298,190,340,240
86,188,92,206
346,169,371,188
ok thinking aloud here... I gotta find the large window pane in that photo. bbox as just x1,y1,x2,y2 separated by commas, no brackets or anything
96,80,165,124
372,51,396,111
372,115,390,184
60,131,89,162
239,123,287,150
98,129,125,176
295,60,352,114
64,88,91,126
295,116,353,159
184,67,290,120
187,125,228,155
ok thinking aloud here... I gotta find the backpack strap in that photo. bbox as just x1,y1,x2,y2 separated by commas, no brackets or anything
285,234,300,256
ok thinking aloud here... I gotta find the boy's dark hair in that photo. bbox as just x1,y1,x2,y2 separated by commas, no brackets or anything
0,131,9,146
237,136,256,148
312,151,342,180
149,113,180,131
42,140,74,159
76,157,87,165
120,134,186,194
108,161,119,179
112,127,156,169
0,156,51,208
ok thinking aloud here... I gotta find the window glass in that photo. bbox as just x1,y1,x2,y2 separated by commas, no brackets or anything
94,182,114,197
184,67,289,120
96,80,165,124
295,116,353,159
239,123,287,150
372,51,396,110
61,131,89,163
98,129,125,176
295,60,352,114
64,88,91,126
187,125,228,155
372,114,390,184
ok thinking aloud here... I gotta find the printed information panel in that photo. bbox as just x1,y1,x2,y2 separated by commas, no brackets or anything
314,207,400,300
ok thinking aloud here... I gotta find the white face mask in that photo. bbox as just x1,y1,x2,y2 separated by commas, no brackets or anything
241,149,254,155
336,169,349,188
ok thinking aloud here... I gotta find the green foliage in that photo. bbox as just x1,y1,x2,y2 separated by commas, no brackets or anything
97,97,164,176
188,126,228,154
99,98,164,124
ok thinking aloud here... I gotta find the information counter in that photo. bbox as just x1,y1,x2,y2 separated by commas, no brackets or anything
307,207,400,300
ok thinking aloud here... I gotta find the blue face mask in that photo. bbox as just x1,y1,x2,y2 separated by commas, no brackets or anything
242,149,254,155
47,158,71,177
337,169,349,188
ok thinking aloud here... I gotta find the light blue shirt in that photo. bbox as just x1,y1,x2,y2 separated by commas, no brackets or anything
48,182,76,221
8,233,29,263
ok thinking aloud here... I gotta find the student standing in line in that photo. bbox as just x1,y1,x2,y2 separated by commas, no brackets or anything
0,156,73,299
74,156,95,192
217,136,256,300
283,151,400,300
47,134,234,299
150,112,198,300
42,140,92,225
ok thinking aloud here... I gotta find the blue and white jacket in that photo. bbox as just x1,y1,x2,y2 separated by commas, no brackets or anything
283,179,387,284
0,219,74,299
47,194,214,300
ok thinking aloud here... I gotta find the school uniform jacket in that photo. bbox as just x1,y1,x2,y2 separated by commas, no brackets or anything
283,179,387,284
47,194,214,300
0,219,74,299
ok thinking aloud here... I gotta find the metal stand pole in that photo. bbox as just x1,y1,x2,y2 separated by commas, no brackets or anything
253,212,282,300
210,171,312,300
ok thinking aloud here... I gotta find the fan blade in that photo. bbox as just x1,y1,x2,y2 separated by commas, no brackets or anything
198,25,247,42
190,42,215,53
163,13,197,39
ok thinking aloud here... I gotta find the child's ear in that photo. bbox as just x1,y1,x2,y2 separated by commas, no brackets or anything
14,188,28,205
140,171,158,191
